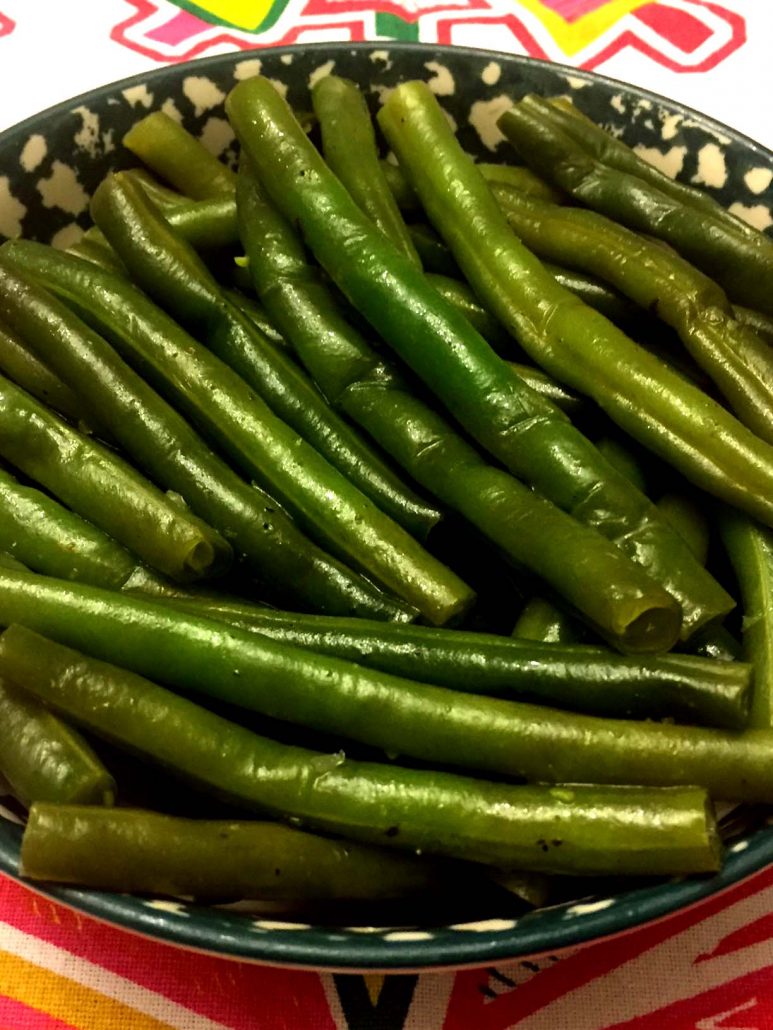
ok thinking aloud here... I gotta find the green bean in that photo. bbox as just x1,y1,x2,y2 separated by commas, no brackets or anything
236,159,681,651
0,464,139,589
163,194,240,249
658,493,710,565
719,511,773,728
0,678,114,806
0,363,229,584
0,319,81,421
408,223,460,275
228,76,735,643
375,82,773,533
1,623,720,875
545,97,758,238
21,805,443,900
1,242,459,624
0,258,425,620
498,96,773,315
223,289,287,347
383,158,564,208
0,572,764,787
123,111,237,199
122,168,188,210
490,183,773,444
734,305,773,345
425,273,517,352
91,172,444,545
507,363,588,417
312,76,420,265
146,596,749,728
512,597,585,645
66,228,126,275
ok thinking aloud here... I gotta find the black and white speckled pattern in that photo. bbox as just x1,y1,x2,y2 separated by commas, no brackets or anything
1,43,772,248
1,42,772,971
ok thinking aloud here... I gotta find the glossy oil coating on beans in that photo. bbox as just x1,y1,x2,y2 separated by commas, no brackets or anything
1,624,721,876
0,572,767,796
491,185,773,445
374,83,773,535
0,465,138,589
226,76,736,644
0,678,114,807
1,241,456,624
236,160,681,652
498,96,773,316
21,805,444,900
0,251,420,622
149,597,750,729
0,364,229,584
91,174,443,545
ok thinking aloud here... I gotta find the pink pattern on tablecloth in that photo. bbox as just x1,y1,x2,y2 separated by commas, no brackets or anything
0,995,77,1030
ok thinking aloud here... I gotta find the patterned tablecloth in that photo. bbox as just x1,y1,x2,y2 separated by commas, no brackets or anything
1,2,772,1027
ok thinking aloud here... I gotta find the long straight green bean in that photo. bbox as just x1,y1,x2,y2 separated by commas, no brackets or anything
227,76,737,641
1,622,720,875
0,320,81,421
21,805,446,900
0,571,766,798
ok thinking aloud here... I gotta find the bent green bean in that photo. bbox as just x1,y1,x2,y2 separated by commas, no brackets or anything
0,572,765,795
227,76,736,641
0,368,229,584
21,805,444,900
1,624,720,876
1,242,461,624
236,160,681,651
373,82,773,531
91,171,444,544
0,678,115,807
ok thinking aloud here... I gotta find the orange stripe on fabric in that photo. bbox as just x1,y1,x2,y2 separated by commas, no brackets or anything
0,949,173,1030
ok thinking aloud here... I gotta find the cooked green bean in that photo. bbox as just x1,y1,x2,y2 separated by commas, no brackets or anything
0,363,229,584
0,678,114,806
512,597,585,645
498,96,773,315
719,511,773,728
375,82,773,533
145,596,749,728
383,157,564,207
1,241,460,624
658,493,710,566
490,183,773,444
21,805,444,900
313,76,420,264
0,572,763,785
0,319,81,421
228,75,736,643
123,111,237,199
1,623,721,875
0,464,139,589
92,171,444,544
236,159,681,651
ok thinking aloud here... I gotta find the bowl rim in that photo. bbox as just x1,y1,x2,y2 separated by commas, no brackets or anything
1,39,771,972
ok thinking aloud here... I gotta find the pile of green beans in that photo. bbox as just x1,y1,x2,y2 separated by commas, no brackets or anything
1,74,773,918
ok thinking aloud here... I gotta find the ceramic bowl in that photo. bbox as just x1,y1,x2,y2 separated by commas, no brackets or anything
1,41,772,972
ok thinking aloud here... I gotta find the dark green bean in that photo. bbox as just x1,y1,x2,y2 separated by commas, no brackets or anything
0,678,114,806
0,319,82,421
21,805,443,900
512,597,585,645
